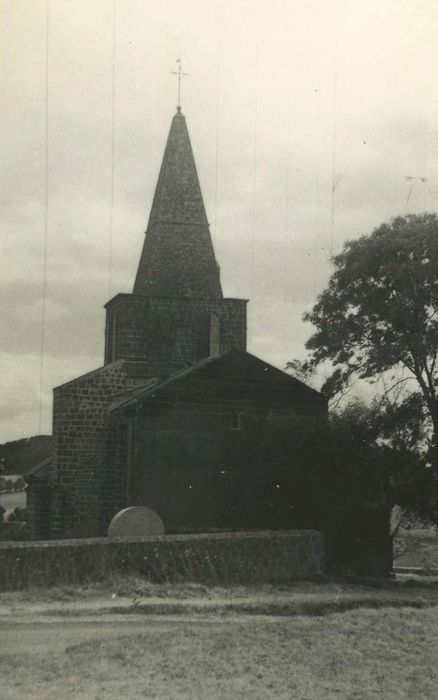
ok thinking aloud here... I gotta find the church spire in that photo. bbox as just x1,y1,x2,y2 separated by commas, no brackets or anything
133,109,223,298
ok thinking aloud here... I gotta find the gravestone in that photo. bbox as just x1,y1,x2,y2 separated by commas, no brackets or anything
107,506,165,538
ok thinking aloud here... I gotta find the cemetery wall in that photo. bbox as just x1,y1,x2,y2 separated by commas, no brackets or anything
0,529,324,590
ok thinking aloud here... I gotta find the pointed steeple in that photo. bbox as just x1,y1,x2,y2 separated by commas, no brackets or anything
133,109,223,298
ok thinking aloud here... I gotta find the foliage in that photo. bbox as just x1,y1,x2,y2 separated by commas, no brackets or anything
0,475,26,493
0,435,52,476
303,214,438,458
284,359,316,385
331,400,430,519
257,401,436,565
259,406,389,513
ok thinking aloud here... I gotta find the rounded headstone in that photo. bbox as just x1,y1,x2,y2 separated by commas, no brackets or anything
107,506,165,538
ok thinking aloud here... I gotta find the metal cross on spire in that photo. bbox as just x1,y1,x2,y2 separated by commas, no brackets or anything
171,58,189,111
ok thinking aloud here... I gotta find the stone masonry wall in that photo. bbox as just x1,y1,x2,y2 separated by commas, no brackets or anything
50,361,139,538
104,294,247,365
0,530,325,589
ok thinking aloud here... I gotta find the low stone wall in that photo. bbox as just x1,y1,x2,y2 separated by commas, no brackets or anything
0,529,324,590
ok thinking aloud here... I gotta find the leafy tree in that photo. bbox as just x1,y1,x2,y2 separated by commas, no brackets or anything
256,406,390,571
258,400,431,569
303,213,438,465
0,435,52,476
13,476,25,492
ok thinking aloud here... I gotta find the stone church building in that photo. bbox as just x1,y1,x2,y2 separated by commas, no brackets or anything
27,106,327,540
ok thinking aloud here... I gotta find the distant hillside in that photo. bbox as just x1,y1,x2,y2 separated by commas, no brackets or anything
0,436,52,476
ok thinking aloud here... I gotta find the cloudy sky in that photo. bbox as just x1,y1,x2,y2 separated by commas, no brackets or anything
1,0,438,442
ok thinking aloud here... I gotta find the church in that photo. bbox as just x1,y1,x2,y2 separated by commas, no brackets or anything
27,105,327,540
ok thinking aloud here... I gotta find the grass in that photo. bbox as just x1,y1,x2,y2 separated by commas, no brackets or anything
1,574,438,601
1,605,438,699
1,527,437,698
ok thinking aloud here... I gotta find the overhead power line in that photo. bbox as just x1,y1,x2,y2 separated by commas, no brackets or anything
38,0,50,435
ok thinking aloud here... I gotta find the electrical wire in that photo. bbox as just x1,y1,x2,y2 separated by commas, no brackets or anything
329,48,338,257
249,45,259,347
108,0,117,298
38,0,50,434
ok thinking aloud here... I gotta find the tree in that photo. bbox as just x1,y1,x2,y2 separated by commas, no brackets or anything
257,404,415,572
13,476,25,492
304,213,438,466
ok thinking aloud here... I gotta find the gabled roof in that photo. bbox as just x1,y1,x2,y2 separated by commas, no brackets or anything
133,108,222,299
110,353,217,410
111,349,326,412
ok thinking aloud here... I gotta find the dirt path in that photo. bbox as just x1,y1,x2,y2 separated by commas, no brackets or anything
2,580,438,621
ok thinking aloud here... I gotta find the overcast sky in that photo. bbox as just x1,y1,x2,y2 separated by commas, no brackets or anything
1,0,438,442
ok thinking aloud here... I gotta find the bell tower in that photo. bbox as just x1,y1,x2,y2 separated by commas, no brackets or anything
104,108,247,366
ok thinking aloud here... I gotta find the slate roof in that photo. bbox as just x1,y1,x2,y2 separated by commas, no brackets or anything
110,349,326,412
133,108,222,299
